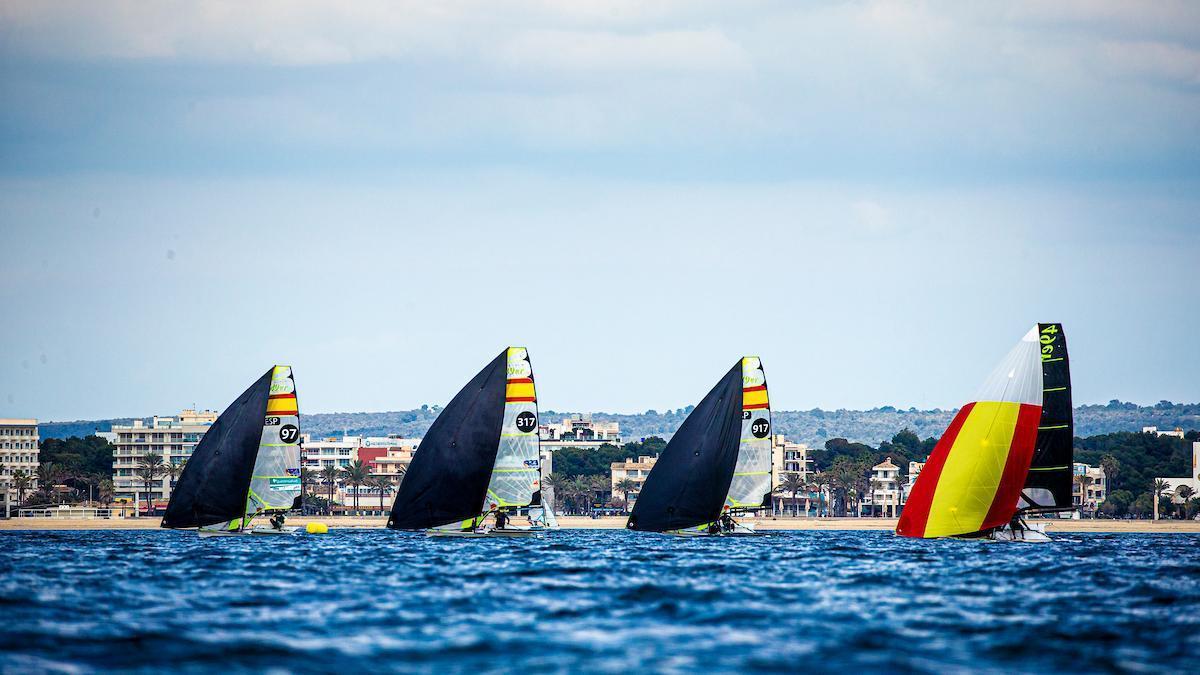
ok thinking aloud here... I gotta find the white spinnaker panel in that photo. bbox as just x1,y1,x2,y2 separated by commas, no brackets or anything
482,347,541,510
726,357,772,510
246,366,302,516
973,327,1044,407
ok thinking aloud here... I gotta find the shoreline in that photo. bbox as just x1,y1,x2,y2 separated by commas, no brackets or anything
2,516,1198,533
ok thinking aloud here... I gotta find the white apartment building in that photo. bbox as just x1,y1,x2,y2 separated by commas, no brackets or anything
300,435,360,470
540,415,621,451
610,455,658,506
1143,426,1186,439
770,435,812,515
111,410,217,504
862,457,904,517
1073,462,1107,512
907,461,926,494
0,419,40,496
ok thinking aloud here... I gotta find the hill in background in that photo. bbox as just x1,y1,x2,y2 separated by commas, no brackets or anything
39,400,1200,446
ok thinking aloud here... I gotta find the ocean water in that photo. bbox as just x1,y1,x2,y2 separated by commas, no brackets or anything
1,530,1198,674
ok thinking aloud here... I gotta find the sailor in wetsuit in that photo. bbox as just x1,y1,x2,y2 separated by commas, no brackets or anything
270,513,286,530
719,512,736,533
494,509,509,531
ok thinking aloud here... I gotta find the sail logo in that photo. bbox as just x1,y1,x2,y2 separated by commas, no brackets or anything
523,459,540,468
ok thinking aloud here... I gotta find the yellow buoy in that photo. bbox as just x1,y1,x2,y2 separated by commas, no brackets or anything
306,522,329,534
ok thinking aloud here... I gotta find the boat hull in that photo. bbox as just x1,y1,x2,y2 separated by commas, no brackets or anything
426,527,544,538
198,526,300,538
985,522,1052,542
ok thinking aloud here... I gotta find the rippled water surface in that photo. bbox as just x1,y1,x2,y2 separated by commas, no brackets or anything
1,529,1198,673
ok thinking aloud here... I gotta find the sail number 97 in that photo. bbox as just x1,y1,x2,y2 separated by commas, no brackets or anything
279,424,299,444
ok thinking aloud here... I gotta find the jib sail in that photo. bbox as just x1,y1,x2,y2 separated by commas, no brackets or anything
896,328,1044,538
627,359,744,533
1020,323,1074,512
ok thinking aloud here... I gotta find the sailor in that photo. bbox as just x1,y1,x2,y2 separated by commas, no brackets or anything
270,513,285,530
495,509,509,530
719,506,736,533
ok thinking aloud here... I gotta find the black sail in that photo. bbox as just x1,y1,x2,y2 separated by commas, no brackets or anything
387,350,507,530
627,360,743,532
1021,322,1074,511
162,369,272,529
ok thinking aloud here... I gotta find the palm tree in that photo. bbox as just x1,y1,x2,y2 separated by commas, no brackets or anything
135,452,165,516
614,478,639,502
1154,478,1170,521
545,473,572,513
35,463,62,503
1074,474,1095,517
340,459,370,513
98,479,114,505
1100,455,1120,493
775,472,806,517
1175,485,1195,519
320,465,340,515
162,461,186,502
11,470,32,507
810,472,829,517
299,467,316,497
367,475,394,515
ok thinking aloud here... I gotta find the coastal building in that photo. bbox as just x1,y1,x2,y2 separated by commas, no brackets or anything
861,457,904,517
300,434,420,507
610,455,658,506
1072,462,1107,513
1143,426,1186,439
0,419,40,501
540,415,621,452
769,435,812,515
907,461,926,493
111,410,217,507
1156,442,1200,510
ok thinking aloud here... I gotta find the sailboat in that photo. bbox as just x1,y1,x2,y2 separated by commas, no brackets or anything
627,357,772,536
162,366,304,537
387,347,544,537
896,323,1072,542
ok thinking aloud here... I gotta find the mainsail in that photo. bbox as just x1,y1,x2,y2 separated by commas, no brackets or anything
726,357,773,510
1020,323,1074,512
627,357,760,533
387,347,540,530
162,366,302,530
896,328,1044,538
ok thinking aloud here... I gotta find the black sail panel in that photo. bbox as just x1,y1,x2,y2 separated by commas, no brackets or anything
627,361,743,532
161,369,272,529
387,351,507,530
1022,323,1074,511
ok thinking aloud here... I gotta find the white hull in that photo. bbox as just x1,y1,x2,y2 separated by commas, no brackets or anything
426,527,544,538
664,521,761,537
198,526,300,538
986,522,1052,542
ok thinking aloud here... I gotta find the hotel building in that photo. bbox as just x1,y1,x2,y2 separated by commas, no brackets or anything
539,415,621,451
1073,462,1107,512
861,457,904,517
769,435,812,515
1,418,40,496
111,409,218,505
610,455,659,506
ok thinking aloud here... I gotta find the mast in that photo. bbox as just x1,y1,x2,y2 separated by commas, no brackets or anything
386,349,509,530
1020,323,1074,513
627,359,743,532
896,327,1044,538
724,357,772,512
161,368,274,530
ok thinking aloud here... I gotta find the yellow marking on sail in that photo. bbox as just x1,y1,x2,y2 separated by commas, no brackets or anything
743,389,769,408
733,471,770,476
924,401,1022,538
499,432,536,438
266,398,298,414
505,381,535,400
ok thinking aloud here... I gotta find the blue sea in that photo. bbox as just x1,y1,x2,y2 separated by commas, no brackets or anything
1,530,1198,673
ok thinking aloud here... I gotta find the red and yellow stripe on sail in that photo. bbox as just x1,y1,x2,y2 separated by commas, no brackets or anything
505,378,536,403
896,401,1041,538
743,385,768,410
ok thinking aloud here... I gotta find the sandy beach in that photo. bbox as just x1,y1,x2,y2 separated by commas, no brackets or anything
3,515,1198,533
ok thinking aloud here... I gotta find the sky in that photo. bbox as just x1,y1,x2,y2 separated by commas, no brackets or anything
1,1,1198,421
